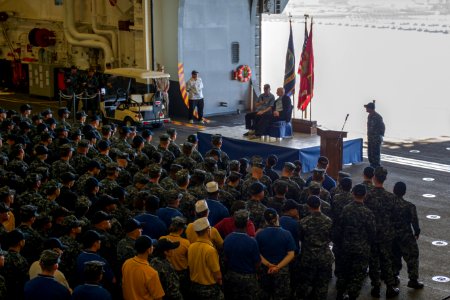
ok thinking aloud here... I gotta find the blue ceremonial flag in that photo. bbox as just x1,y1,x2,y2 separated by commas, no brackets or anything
283,21,296,97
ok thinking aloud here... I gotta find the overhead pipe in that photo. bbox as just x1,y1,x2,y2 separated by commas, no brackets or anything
63,25,114,67
64,0,113,61
91,0,118,60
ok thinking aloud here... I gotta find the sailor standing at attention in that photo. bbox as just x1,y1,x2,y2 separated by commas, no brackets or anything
364,101,385,168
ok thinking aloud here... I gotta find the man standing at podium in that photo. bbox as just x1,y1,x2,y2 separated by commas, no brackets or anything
365,102,385,168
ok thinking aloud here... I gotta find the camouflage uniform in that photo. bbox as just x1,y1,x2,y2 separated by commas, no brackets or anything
87,146,99,159
365,187,397,287
150,256,183,300
176,188,198,222
335,201,376,299
160,177,178,191
17,224,44,264
3,250,29,299
361,180,374,193
241,177,272,200
218,189,235,210
75,173,95,195
205,147,230,173
28,159,50,174
191,149,204,164
259,265,290,300
330,191,353,278
6,159,29,178
274,176,301,202
291,175,306,190
146,181,167,206
59,235,82,287
297,211,334,300
158,146,175,171
190,282,223,300
392,195,421,281
299,200,332,219
142,143,157,158
331,191,353,222
51,160,77,182
266,196,286,214
117,167,133,188
367,111,385,168
92,227,118,267
115,202,133,223
224,184,242,201
299,186,331,205
188,185,208,201
71,121,85,133
224,271,259,300
117,236,136,265
112,138,131,152
95,152,113,167
99,178,120,196
0,273,6,300
246,200,267,230
70,153,92,175
59,120,72,131
174,155,197,173
17,190,45,208
35,198,60,216
168,141,182,158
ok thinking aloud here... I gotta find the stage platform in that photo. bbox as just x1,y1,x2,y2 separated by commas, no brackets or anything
197,125,363,173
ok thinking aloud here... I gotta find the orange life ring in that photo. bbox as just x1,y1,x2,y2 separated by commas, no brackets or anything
236,65,252,82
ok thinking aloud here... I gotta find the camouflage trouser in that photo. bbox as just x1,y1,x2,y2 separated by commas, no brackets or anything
392,233,419,280
369,241,396,286
259,265,291,300
297,260,332,300
336,252,370,299
190,282,224,300
224,270,259,300
332,243,344,278
367,135,383,168
177,269,191,299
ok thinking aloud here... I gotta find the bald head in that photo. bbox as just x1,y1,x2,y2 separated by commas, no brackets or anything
276,88,285,97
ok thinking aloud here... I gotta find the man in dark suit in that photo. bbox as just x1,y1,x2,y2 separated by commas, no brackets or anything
251,87,293,138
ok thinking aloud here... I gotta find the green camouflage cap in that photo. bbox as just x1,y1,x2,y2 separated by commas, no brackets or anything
175,169,190,180
308,181,322,191
106,162,120,171
148,163,162,173
62,215,84,228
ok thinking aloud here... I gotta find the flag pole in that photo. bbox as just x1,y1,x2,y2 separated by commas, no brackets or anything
289,14,296,120
303,14,309,119
309,16,313,122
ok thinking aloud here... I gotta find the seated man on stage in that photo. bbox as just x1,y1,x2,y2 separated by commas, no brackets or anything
243,84,275,136
250,87,293,138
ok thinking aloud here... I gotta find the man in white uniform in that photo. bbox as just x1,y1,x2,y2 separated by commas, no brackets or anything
186,70,205,124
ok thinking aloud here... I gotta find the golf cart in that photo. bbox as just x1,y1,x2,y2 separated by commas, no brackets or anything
100,68,170,128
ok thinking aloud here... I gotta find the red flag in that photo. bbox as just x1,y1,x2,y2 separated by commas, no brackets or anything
298,20,314,111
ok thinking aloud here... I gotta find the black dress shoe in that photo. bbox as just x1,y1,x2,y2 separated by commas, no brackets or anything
386,286,400,298
407,279,424,289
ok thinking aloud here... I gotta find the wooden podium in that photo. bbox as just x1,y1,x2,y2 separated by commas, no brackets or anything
316,128,347,179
